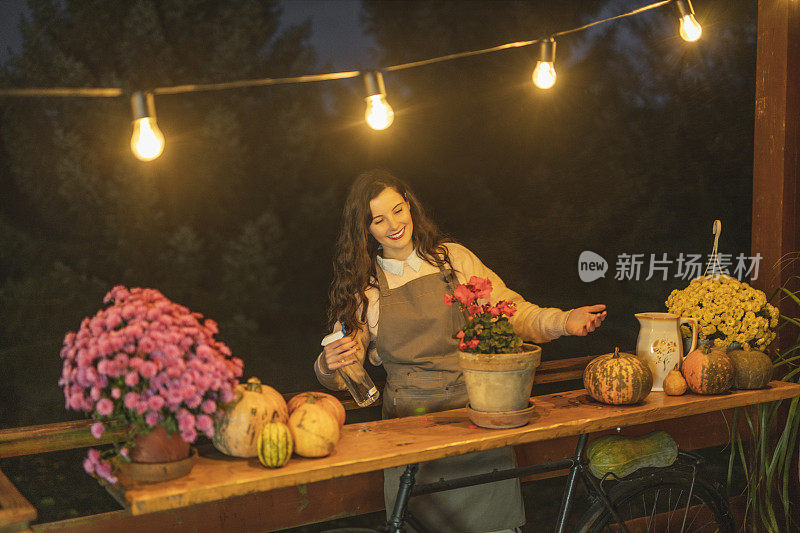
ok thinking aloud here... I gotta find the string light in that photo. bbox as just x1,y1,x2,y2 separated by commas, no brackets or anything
675,0,702,42
130,91,165,161
0,0,696,155
362,71,394,130
532,38,557,90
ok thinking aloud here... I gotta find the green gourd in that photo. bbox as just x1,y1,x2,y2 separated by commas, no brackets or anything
587,431,678,479
727,348,773,390
256,419,293,468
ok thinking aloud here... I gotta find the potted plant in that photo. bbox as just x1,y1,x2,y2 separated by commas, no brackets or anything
665,274,779,351
445,276,541,427
59,285,244,483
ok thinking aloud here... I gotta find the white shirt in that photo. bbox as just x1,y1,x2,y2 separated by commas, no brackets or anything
315,243,572,389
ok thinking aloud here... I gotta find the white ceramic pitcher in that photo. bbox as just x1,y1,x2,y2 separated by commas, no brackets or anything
635,312,699,391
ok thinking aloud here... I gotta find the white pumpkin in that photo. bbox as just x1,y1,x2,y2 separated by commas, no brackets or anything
212,377,288,457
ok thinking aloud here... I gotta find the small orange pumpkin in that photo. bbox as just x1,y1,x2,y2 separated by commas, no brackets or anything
288,392,345,428
663,370,688,396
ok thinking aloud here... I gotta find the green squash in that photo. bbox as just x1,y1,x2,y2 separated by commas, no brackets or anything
587,431,678,479
256,420,293,468
727,348,773,389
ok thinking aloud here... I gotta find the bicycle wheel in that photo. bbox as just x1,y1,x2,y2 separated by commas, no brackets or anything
577,470,735,533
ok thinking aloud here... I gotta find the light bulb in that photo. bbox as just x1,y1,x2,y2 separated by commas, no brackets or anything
131,117,165,161
679,13,702,42
365,94,394,130
532,61,557,90
532,38,557,90
130,91,165,161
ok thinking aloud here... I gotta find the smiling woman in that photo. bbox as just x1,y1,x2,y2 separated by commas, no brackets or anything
312,168,607,532
368,188,414,260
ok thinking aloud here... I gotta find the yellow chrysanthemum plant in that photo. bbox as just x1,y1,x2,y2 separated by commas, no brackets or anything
665,275,779,350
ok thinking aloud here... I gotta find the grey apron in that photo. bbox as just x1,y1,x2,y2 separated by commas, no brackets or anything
377,263,525,533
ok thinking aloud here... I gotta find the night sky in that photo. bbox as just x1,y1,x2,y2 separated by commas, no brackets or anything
0,0,376,67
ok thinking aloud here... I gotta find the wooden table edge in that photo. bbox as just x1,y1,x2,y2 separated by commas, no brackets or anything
113,382,800,515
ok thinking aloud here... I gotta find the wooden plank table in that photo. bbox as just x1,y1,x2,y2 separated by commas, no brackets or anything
107,381,800,516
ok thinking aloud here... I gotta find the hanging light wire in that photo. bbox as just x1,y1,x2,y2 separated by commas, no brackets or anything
0,0,684,99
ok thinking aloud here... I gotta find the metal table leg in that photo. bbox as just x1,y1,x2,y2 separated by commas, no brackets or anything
384,463,419,533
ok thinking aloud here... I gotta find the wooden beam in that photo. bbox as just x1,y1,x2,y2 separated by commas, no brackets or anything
0,469,36,532
752,0,800,302
0,355,596,458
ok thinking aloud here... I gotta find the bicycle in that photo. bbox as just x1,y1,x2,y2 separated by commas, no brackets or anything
374,432,735,533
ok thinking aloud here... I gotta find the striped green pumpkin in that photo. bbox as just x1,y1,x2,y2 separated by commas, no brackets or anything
583,347,653,405
256,421,293,468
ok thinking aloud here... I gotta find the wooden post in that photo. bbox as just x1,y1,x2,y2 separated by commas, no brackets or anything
752,1,800,526
752,0,800,303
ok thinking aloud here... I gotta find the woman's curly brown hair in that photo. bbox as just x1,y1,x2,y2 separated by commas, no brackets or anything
329,169,454,335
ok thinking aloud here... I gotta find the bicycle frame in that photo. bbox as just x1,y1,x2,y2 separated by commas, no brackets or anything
383,432,632,533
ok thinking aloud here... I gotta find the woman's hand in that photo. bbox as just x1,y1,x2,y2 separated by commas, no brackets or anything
565,304,607,336
321,335,361,372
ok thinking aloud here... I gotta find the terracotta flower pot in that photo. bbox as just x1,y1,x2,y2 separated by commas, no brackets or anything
458,343,541,413
130,425,190,463
120,425,196,484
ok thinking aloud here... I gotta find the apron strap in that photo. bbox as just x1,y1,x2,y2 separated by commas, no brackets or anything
374,261,392,297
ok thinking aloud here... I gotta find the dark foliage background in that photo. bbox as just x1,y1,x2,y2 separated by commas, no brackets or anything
0,0,755,430
0,0,759,527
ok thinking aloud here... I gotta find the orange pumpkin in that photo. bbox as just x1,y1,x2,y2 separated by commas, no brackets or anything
289,402,340,457
288,392,345,428
212,377,288,457
682,345,734,395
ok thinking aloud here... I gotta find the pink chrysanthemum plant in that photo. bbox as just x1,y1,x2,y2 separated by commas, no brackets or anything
59,286,244,484
445,276,524,354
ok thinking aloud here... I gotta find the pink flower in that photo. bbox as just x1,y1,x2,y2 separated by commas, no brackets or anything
201,400,217,414
456,330,465,339
147,395,165,411
453,285,476,306
119,447,129,458
145,411,159,427
88,448,101,462
111,388,121,399
177,411,195,432
94,460,117,484
83,457,95,475
140,361,157,379
458,341,468,351
196,414,214,435
180,427,197,443
498,301,517,317
91,422,105,439
468,339,480,349
468,276,493,300
96,398,114,416
125,372,140,387
124,392,140,410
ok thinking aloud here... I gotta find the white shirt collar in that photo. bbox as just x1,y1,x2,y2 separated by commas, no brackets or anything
376,249,424,276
